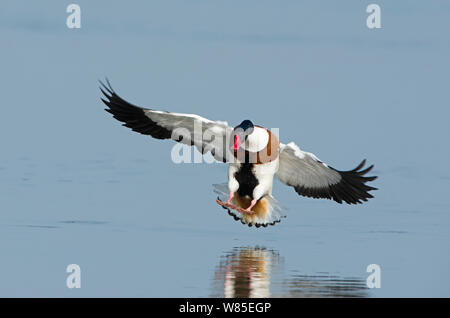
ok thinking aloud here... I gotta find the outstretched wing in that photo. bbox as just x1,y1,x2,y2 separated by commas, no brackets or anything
100,79,233,163
276,142,377,204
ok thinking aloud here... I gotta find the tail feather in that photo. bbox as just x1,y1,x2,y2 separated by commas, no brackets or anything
213,183,286,227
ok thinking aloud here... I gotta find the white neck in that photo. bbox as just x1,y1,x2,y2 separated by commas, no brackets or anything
244,127,269,152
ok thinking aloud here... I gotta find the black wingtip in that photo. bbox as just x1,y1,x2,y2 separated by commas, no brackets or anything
351,159,367,172
105,77,113,91
99,81,173,139
319,159,378,205
340,160,378,204
101,98,111,107
99,78,114,96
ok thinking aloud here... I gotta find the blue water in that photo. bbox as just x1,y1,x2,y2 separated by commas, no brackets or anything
0,1,449,297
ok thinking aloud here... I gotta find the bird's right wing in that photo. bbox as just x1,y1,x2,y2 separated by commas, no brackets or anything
100,80,233,163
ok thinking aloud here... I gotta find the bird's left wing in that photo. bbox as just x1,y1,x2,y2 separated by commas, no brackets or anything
276,142,377,204
100,80,233,163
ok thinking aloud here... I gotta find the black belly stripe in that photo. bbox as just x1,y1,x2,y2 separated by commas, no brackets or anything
234,163,259,199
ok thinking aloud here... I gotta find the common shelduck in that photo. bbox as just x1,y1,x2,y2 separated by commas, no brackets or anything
100,80,377,228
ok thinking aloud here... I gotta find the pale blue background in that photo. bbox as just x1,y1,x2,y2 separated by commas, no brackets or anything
0,1,449,297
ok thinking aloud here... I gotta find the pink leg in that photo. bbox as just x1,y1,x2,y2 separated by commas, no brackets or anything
226,192,234,205
244,199,257,212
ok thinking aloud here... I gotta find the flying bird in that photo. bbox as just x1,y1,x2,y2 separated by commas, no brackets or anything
100,79,377,228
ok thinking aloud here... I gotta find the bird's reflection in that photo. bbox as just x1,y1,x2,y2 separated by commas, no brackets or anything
211,246,278,298
211,246,369,298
